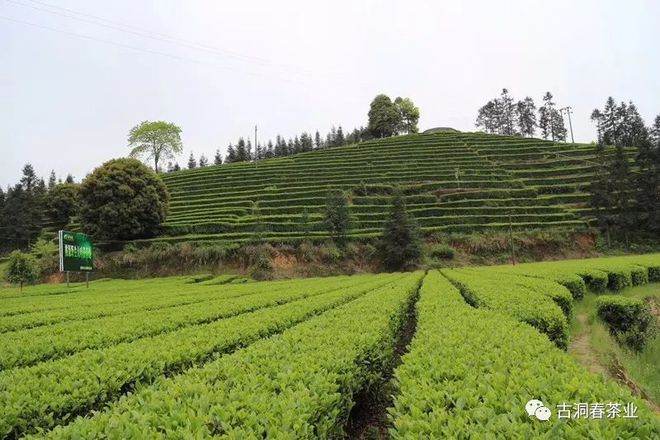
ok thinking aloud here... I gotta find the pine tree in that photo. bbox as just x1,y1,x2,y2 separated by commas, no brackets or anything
214,149,223,165
314,131,322,149
323,189,351,249
166,161,174,172
65,174,75,184
265,140,274,158
226,144,237,163
173,162,181,171
188,152,197,169
335,126,345,146
246,139,253,161
293,136,302,154
47,170,57,190
380,189,421,270
20,164,38,192
235,138,247,162
326,127,337,148
198,154,209,167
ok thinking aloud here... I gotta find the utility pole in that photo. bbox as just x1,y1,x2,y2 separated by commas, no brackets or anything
560,106,575,143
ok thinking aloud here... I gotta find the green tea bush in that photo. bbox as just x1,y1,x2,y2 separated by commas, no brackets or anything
428,244,455,260
596,295,656,351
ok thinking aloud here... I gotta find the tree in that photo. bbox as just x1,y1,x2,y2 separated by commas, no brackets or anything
394,97,420,134
187,152,197,169
128,120,183,173
172,162,181,172
30,237,58,275
368,94,401,138
551,109,567,142
226,144,237,163
609,144,633,244
47,170,57,190
380,189,421,270
323,189,351,248
235,138,249,162
516,97,537,137
46,183,80,229
214,149,223,165
65,174,75,184
499,89,516,135
335,126,345,146
198,154,209,167
539,92,558,140
4,250,39,291
589,143,615,245
476,99,503,134
314,131,322,149
20,164,38,192
265,140,274,159
78,158,169,240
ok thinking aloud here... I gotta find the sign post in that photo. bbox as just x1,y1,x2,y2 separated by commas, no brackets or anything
58,230,94,287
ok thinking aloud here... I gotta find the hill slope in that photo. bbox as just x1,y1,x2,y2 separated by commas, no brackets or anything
155,132,621,245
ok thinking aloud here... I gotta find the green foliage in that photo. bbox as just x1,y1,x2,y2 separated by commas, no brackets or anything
46,183,80,228
428,243,455,260
30,237,58,275
443,268,570,348
128,120,183,173
31,273,421,438
323,189,351,248
0,274,392,437
368,94,401,138
78,158,170,240
4,250,39,290
596,295,656,351
380,190,421,270
394,96,420,134
389,271,658,439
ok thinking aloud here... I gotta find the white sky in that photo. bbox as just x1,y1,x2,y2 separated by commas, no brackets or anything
2,0,659,187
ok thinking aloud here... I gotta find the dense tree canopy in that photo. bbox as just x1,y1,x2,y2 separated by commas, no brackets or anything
128,121,183,173
78,158,170,240
368,94,401,138
380,189,421,271
46,183,80,229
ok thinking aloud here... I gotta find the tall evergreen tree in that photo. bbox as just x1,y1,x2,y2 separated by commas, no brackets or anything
47,170,57,190
323,189,351,249
589,142,615,245
198,154,209,167
214,149,223,165
265,140,274,158
314,131,322,149
65,174,75,184
380,189,421,270
609,144,633,244
172,162,181,171
187,152,197,169
235,138,248,162
335,126,345,146
226,144,237,163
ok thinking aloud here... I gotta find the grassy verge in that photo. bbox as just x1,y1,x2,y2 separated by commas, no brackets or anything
569,284,659,405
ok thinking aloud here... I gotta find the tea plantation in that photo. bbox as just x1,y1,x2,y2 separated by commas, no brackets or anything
153,131,630,245
1,254,658,438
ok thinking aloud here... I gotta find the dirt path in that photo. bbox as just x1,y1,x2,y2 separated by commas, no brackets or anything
569,313,608,375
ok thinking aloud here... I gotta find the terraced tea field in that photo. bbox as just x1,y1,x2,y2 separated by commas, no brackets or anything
152,131,635,246
1,254,658,438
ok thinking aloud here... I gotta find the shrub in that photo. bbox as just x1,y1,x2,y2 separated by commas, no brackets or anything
380,190,421,271
4,251,39,291
323,189,351,249
428,244,455,260
79,158,169,240
250,253,273,281
596,295,656,351
30,237,58,275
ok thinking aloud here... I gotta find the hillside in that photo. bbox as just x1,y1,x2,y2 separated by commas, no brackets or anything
154,132,628,245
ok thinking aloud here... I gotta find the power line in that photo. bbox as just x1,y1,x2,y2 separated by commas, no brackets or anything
4,0,360,86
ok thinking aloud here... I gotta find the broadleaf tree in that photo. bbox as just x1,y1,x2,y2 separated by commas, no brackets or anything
128,120,183,173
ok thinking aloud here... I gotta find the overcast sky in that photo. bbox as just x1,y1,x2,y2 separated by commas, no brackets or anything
2,0,659,187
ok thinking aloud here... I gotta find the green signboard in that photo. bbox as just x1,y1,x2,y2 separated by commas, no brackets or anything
58,230,94,272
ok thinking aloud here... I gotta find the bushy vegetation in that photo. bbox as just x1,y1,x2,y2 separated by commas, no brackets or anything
596,295,656,351
3,250,39,291
79,158,170,240
156,132,611,247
